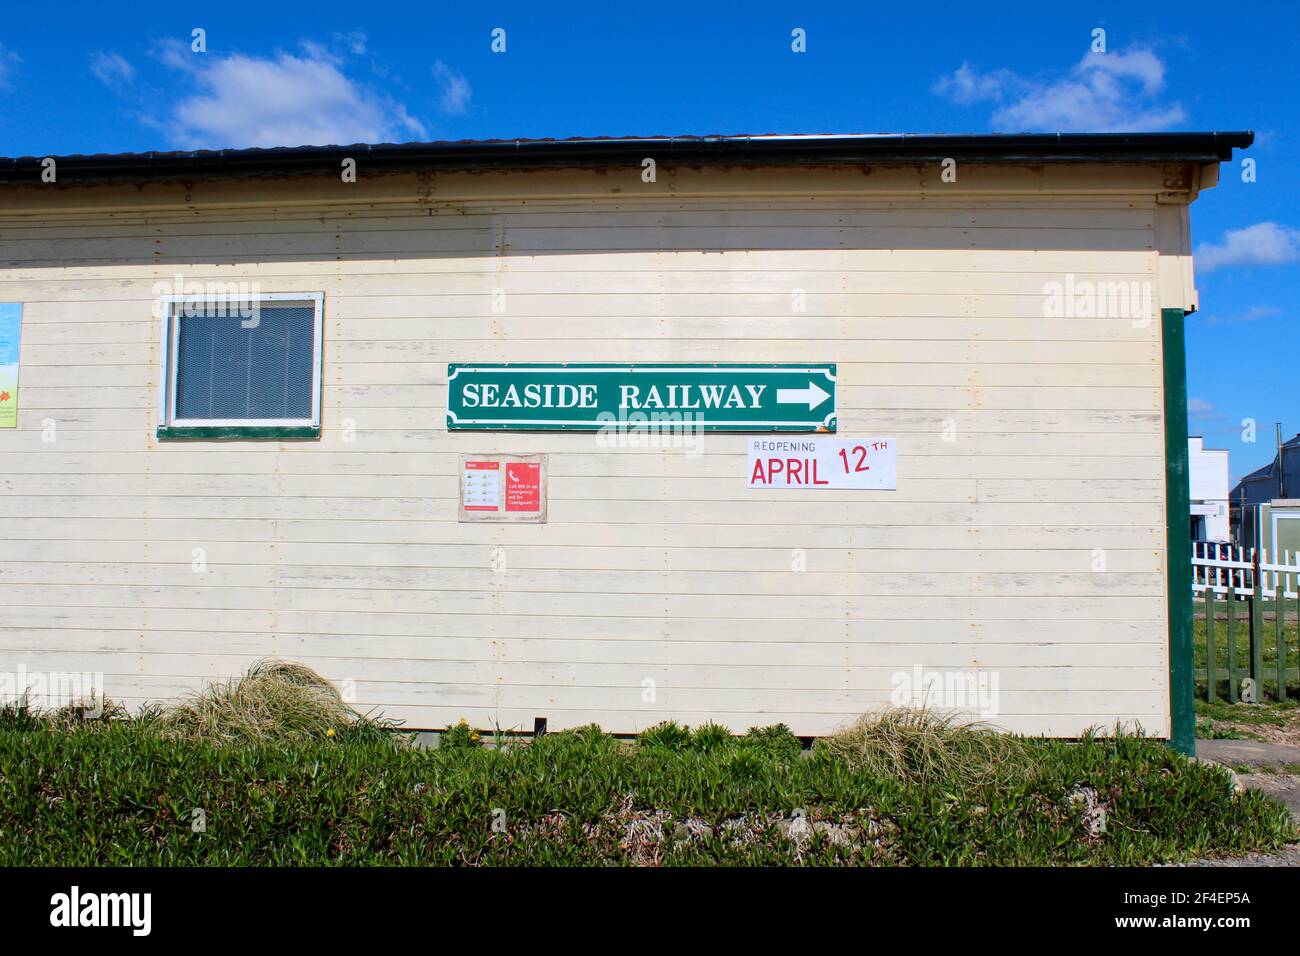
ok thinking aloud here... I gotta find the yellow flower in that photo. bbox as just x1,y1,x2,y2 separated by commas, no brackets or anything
326,727,336,738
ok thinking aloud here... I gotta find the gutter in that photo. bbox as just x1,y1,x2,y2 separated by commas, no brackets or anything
0,131,1254,186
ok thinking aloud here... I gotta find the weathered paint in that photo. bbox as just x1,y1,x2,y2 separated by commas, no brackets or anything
0,162,1210,736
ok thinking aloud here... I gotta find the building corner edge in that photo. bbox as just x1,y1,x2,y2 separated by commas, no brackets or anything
1163,307,1195,755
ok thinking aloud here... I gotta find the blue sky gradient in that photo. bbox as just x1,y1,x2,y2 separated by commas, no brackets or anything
0,1,1295,478
0,302,21,366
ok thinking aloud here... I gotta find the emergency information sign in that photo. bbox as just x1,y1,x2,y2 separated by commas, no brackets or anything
459,455,548,522
447,363,836,432
746,438,896,490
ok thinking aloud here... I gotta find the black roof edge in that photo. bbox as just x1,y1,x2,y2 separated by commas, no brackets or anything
0,131,1254,186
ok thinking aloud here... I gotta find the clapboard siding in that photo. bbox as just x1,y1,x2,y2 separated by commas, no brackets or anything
0,542,1166,572
18,317,1160,344
0,638,1168,671
0,606,1164,641
0,202,1159,236
0,165,1182,736
6,519,1166,551
0,567,1167,597
2,475,1165,502
1,449,1168,477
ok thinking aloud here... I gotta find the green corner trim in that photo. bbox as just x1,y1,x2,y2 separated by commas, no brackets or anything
156,425,321,441
1161,307,1194,756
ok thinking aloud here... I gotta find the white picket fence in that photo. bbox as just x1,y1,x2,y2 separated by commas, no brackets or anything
1192,542,1300,600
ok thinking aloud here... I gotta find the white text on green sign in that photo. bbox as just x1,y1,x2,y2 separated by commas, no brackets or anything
446,364,837,432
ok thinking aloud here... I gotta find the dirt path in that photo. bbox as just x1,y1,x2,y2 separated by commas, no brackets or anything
1197,703,1300,747
1178,844,1300,867
1184,738,1300,866
1198,738,1300,771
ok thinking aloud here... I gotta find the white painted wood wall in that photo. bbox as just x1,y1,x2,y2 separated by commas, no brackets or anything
0,163,1203,736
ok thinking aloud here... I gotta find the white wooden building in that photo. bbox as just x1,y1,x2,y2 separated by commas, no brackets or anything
1188,436,1230,542
0,132,1253,748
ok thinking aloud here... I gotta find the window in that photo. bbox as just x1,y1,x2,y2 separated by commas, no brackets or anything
158,293,323,437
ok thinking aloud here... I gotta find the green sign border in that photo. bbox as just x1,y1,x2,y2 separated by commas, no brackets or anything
447,363,837,433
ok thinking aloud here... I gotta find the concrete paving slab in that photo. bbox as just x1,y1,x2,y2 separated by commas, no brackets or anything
1197,738,1300,768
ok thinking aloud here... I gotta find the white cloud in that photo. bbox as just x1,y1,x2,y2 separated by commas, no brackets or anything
432,60,471,115
0,43,20,90
336,31,368,56
1188,397,1215,417
297,39,342,67
933,46,1186,132
1201,304,1283,325
154,38,192,73
932,63,1015,105
1196,222,1300,273
154,44,426,148
90,51,135,90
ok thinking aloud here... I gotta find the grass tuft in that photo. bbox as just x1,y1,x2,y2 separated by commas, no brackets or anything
638,720,694,752
741,723,803,761
812,706,1031,789
151,658,383,745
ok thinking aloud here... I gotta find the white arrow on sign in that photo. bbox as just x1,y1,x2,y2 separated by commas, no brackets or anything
776,380,831,411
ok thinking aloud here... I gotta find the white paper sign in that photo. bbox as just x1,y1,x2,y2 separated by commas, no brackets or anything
462,460,502,510
747,437,896,490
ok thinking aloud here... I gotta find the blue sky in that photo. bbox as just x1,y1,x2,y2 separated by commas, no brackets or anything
0,1,1295,479
0,302,20,366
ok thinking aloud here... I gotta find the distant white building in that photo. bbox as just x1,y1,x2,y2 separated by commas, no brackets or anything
1189,437,1230,542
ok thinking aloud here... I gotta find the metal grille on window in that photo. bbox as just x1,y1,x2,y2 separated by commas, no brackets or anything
174,304,314,420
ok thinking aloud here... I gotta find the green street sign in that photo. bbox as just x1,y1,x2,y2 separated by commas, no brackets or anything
447,363,837,432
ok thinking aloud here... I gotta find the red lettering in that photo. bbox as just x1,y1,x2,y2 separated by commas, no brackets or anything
787,459,803,484
813,459,829,485
750,459,768,484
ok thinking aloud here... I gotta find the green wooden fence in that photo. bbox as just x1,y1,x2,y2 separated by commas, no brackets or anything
1194,588,1299,703
1193,542,1299,703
